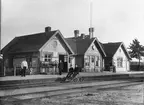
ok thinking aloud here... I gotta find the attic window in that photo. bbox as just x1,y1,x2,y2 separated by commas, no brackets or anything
92,45,95,50
119,49,121,52
52,40,58,48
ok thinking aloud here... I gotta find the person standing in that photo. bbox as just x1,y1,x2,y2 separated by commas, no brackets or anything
58,60,63,75
113,63,116,73
21,60,28,77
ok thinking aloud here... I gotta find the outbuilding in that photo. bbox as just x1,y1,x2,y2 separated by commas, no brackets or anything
102,42,131,72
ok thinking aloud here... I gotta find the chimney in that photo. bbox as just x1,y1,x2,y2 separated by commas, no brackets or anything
74,30,79,38
45,26,51,32
81,33,85,39
89,27,94,38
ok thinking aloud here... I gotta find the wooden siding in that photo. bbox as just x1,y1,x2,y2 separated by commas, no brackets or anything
40,36,67,61
84,42,103,72
113,46,130,72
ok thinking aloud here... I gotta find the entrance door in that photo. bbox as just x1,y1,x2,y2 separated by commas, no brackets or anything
59,54,68,72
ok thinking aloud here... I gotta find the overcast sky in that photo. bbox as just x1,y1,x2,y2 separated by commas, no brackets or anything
1,0,144,49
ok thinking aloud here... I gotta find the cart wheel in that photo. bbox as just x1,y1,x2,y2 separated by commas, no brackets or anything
73,77,78,82
79,77,83,82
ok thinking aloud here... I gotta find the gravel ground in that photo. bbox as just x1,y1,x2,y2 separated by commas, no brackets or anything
1,84,144,105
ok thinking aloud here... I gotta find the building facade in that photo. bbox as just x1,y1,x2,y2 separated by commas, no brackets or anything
1,27,73,76
102,42,131,72
1,27,131,76
66,28,106,72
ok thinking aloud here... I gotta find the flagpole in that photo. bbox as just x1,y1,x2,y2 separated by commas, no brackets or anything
90,0,93,28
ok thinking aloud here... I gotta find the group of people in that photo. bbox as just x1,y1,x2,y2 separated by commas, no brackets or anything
65,64,80,80
58,60,80,79
20,59,80,78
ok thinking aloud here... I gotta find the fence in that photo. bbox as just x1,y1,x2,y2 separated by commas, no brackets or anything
130,65,144,71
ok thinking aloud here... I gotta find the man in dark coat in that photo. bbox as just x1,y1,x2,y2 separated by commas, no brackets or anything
58,60,63,75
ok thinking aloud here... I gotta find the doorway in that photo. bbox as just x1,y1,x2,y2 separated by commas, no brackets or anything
59,54,68,72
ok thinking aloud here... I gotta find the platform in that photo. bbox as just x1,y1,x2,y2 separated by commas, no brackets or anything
0,71,143,81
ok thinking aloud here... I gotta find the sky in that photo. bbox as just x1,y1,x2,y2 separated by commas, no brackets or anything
1,0,144,49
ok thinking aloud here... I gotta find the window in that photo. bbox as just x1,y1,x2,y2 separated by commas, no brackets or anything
44,53,53,62
69,57,73,63
117,57,123,67
119,49,121,52
52,40,58,48
64,55,68,62
95,56,99,66
92,45,95,50
91,56,95,63
85,56,90,66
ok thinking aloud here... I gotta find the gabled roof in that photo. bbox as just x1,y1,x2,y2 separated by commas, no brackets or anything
65,36,94,55
2,30,74,54
2,31,56,54
65,35,106,57
102,42,131,59
102,42,121,57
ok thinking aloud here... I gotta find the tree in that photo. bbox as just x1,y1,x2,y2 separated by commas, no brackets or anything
128,39,144,70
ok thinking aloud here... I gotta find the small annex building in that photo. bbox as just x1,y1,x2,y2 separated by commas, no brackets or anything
102,42,131,72
1,27,74,76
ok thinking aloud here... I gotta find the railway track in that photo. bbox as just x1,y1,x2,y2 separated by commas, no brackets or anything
0,75,143,90
0,79,143,103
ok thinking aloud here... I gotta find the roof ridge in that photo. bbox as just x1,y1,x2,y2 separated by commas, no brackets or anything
103,42,122,44
16,30,57,38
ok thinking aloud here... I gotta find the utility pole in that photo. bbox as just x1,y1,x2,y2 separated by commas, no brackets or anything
0,0,2,76
0,0,4,76
0,0,1,50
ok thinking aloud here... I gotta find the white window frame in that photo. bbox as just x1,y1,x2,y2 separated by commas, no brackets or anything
84,56,90,66
95,56,99,66
117,57,123,67
44,53,53,62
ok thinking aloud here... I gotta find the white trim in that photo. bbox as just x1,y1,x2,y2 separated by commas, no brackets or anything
113,42,131,60
121,42,131,59
113,44,121,58
57,30,74,54
85,39,95,54
85,38,106,57
39,30,74,55
95,38,106,57
39,31,58,51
